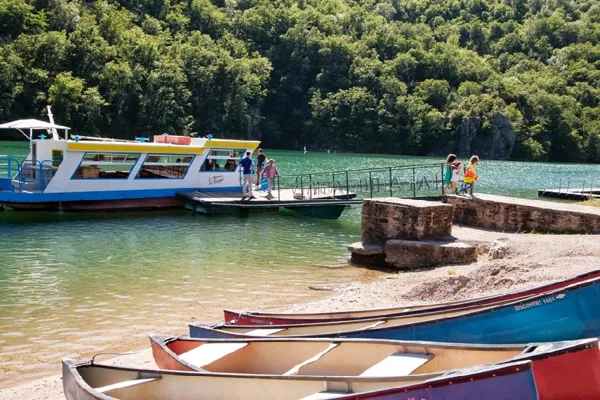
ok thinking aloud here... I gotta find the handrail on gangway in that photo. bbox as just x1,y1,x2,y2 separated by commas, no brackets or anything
274,162,449,200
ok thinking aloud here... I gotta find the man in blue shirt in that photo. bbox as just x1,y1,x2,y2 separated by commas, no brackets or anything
238,152,254,199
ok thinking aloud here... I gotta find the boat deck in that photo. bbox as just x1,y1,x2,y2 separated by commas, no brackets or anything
178,189,361,219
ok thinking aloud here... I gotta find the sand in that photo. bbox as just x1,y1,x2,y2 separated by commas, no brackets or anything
2,225,600,400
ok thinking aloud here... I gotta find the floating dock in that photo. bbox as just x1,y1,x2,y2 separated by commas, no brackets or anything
538,188,600,201
178,189,360,219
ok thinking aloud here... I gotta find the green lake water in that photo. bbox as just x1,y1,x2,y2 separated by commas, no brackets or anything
1,140,599,387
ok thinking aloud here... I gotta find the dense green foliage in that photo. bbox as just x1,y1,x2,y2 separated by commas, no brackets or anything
1,0,599,161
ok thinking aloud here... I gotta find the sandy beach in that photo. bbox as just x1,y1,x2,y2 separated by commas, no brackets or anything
2,225,600,400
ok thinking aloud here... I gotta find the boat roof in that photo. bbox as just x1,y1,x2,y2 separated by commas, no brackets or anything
0,119,70,130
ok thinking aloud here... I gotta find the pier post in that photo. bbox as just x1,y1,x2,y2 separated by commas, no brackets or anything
440,163,445,195
346,171,349,200
389,167,393,196
412,168,416,197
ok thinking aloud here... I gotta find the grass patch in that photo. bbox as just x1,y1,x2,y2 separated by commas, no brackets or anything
580,198,600,208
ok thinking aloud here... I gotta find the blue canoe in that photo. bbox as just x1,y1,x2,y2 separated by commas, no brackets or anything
190,277,600,343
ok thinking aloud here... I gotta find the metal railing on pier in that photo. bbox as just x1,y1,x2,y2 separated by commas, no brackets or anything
272,163,453,201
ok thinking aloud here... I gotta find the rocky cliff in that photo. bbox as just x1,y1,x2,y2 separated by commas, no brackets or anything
456,113,516,159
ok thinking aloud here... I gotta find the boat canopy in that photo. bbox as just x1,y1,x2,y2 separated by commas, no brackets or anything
0,119,70,130
0,119,70,141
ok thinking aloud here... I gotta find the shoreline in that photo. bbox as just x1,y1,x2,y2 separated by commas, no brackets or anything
3,226,600,399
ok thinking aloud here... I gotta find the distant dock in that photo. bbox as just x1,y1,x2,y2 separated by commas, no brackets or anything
538,188,600,201
178,189,360,219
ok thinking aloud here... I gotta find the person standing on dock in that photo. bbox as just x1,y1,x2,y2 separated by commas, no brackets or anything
460,155,479,194
239,152,255,199
443,154,457,194
261,159,280,198
256,149,266,185
451,160,462,194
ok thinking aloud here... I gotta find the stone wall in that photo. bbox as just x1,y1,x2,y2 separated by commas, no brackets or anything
361,198,453,245
446,193,600,233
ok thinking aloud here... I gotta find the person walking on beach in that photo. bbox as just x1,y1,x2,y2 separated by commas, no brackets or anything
239,152,254,199
261,159,280,198
443,154,457,194
451,160,462,194
255,149,266,185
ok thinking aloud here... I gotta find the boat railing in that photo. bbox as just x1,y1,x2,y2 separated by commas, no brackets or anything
0,156,22,191
276,163,449,200
1,158,59,193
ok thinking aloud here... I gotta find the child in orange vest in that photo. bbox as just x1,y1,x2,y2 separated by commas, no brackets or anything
463,155,479,185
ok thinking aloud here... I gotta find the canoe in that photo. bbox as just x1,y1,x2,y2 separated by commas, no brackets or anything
62,358,539,400
223,269,600,325
150,334,600,399
191,277,600,344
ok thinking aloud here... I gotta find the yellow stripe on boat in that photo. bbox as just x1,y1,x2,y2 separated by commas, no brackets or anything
207,140,261,149
67,142,206,154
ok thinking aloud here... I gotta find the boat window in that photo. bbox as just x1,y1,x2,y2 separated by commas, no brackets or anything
72,153,140,179
136,154,194,179
52,149,63,168
200,149,246,172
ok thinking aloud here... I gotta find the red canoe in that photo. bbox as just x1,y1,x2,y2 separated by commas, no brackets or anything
150,334,600,400
224,269,600,325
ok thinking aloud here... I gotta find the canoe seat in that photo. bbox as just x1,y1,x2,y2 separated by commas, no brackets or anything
245,328,285,336
179,342,248,367
283,343,339,376
97,377,159,394
300,391,348,400
359,352,433,377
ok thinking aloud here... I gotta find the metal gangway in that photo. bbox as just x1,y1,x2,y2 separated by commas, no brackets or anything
273,162,457,201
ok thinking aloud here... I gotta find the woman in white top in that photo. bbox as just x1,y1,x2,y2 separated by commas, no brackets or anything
451,161,462,194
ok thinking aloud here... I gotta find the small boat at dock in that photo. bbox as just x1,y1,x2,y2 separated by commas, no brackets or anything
223,269,600,325
150,334,600,399
62,358,539,400
191,277,600,344
0,117,260,211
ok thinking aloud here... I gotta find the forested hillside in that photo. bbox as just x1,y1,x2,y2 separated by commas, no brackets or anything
1,0,599,161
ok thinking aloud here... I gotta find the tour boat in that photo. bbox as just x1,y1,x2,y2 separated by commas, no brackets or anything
150,334,599,399
0,118,259,211
62,358,539,400
191,277,600,344
223,269,600,325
